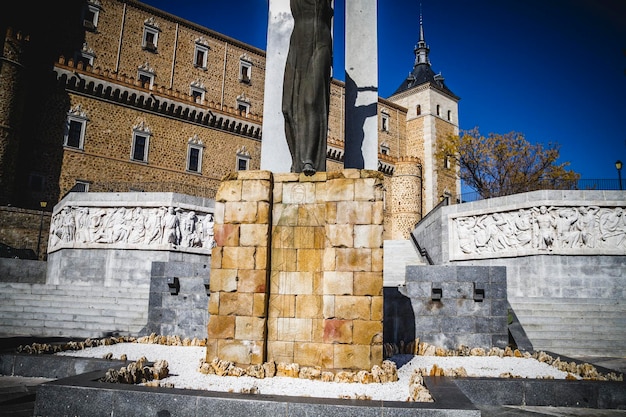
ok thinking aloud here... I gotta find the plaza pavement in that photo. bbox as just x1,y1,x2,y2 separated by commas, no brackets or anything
1,337,624,417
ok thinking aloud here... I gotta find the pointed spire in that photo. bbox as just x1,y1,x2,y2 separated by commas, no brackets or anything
414,6,430,67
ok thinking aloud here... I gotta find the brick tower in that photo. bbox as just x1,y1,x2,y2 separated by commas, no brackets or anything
387,14,460,219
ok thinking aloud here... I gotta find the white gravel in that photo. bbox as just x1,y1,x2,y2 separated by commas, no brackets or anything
56,343,571,402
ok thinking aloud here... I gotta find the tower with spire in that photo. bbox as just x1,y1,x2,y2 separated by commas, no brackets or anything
387,11,460,219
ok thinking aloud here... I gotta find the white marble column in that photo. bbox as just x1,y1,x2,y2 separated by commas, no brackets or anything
344,0,378,170
260,0,293,173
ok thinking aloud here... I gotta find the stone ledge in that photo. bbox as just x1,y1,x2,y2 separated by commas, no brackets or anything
33,369,480,417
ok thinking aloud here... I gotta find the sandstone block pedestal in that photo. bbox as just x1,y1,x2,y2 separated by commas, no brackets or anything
207,170,384,371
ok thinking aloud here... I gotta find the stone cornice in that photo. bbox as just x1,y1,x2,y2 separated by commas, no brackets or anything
388,82,460,103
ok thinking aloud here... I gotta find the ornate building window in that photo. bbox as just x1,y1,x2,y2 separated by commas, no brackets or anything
416,104,421,116
82,0,101,31
436,104,441,116
142,17,160,53
71,180,90,193
447,110,452,121
76,42,95,67
239,55,252,84
236,94,250,115
190,80,206,103
380,142,390,156
236,146,250,171
131,122,151,163
64,105,88,150
194,38,209,69
381,110,389,132
187,135,204,173
138,63,155,89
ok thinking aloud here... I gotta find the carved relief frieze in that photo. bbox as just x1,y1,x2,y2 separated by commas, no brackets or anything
48,205,215,253
450,205,626,259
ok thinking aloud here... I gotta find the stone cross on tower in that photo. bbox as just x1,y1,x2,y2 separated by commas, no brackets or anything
260,0,378,173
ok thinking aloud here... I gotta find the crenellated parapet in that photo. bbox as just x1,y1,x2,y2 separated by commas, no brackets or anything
53,57,263,140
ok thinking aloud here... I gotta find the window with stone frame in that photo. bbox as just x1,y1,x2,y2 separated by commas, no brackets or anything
237,103,249,115
194,43,209,69
64,106,88,150
236,146,251,171
239,58,252,84
187,136,204,173
381,112,389,132
76,43,95,68
71,180,90,193
138,69,155,89
142,18,160,53
237,156,249,171
190,81,206,103
131,123,151,163
82,1,101,31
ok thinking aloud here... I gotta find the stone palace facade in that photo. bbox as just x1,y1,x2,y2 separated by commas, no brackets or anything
0,0,459,256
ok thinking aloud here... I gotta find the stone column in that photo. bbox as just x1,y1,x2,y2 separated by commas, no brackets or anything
207,169,385,371
260,0,293,173
344,1,378,170
267,170,384,370
206,171,272,365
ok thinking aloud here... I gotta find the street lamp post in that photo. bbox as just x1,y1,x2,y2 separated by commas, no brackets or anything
616,160,623,191
36,201,48,260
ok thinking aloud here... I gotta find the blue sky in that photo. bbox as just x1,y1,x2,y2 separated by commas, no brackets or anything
141,0,626,181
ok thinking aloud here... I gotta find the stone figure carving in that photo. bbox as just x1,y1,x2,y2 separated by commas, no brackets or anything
146,207,165,244
453,205,626,257
282,0,333,175
181,211,202,248
575,206,599,248
128,207,146,244
599,207,626,246
74,207,90,243
162,207,181,246
201,214,216,249
533,206,556,250
48,205,214,253
60,207,75,243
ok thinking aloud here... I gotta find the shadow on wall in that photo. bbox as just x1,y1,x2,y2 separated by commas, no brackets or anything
383,287,415,352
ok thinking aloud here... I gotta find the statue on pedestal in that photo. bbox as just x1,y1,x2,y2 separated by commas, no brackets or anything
282,0,333,175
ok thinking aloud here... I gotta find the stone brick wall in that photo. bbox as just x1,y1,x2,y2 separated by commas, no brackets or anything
207,170,272,366
405,265,508,350
146,261,210,338
56,91,261,199
207,170,384,371
86,0,266,114
0,206,50,260
433,117,458,200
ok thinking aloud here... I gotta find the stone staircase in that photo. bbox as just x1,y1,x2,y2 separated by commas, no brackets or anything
509,297,626,358
0,281,150,338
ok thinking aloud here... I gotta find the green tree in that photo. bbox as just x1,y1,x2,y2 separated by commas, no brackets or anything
439,128,580,199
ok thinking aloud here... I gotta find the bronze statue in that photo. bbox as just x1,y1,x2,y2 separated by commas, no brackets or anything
282,0,333,175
